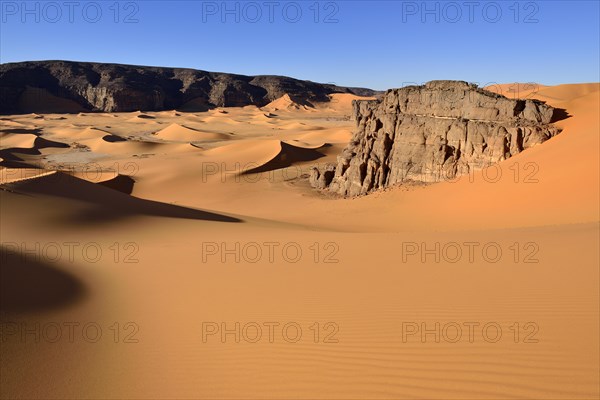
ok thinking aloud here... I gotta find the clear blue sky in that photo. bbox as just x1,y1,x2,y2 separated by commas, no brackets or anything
1,0,598,90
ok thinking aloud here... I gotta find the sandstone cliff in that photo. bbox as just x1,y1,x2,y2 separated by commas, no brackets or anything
310,81,563,196
0,61,378,114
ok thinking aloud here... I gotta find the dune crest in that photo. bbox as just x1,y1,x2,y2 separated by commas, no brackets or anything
263,94,315,112
154,123,231,142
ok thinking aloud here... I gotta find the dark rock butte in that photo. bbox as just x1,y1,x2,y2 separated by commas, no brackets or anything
310,81,563,196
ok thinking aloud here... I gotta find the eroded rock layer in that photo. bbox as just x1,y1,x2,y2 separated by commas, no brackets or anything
0,61,378,114
311,81,562,196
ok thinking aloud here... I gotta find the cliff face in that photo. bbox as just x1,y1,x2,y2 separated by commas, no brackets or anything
0,61,379,114
310,81,562,196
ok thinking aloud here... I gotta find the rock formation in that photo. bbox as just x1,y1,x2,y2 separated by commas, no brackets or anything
310,81,562,196
0,61,379,114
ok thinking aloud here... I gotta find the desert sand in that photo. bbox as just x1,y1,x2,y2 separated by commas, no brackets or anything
0,86,598,399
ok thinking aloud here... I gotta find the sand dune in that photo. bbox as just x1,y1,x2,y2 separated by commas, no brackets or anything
0,132,38,149
153,123,231,142
0,119,30,128
97,174,136,194
200,139,328,174
83,136,197,155
2,172,242,223
201,139,285,175
294,128,352,144
127,113,158,123
0,85,598,399
0,136,70,163
263,94,316,112
0,168,56,184
488,82,599,104
201,115,243,125
321,93,377,113
242,141,328,174
284,139,329,149
55,126,112,141
485,82,548,100
277,121,315,130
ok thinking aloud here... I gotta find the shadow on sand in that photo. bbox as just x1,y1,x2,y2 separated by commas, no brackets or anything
5,172,243,224
0,246,87,314
551,107,571,123
242,142,328,175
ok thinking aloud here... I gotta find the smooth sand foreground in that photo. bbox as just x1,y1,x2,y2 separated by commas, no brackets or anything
0,87,598,399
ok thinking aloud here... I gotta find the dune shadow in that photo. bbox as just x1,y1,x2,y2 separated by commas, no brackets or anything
102,134,127,143
98,174,135,194
0,137,70,162
34,136,70,149
1,128,42,135
135,114,156,119
551,107,571,123
7,172,242,223
0,148,37,161
0,158,42,168
0,246,87,314
242,142,328,175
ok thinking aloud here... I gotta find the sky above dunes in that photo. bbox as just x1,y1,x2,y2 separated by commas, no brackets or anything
1,0,598,90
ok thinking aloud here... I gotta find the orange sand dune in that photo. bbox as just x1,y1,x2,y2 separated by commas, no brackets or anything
84,136,198,156
536,82,599,102
294,128,353,144
241,141,327,174
362,82,600,230
154,123,232,142
1,172,241,223
0,119,31,129
487,82,599,104
127,113,159,123
284,139,329,149
485,82,548,100
0,133,39,149
263,93,316,112
0,168,56,184
0,85,597,399
52,126,111,141
201,115,243,125
321,93,377,113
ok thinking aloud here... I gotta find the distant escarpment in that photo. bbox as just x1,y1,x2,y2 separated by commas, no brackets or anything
0,60,379,114
310,81,564,196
